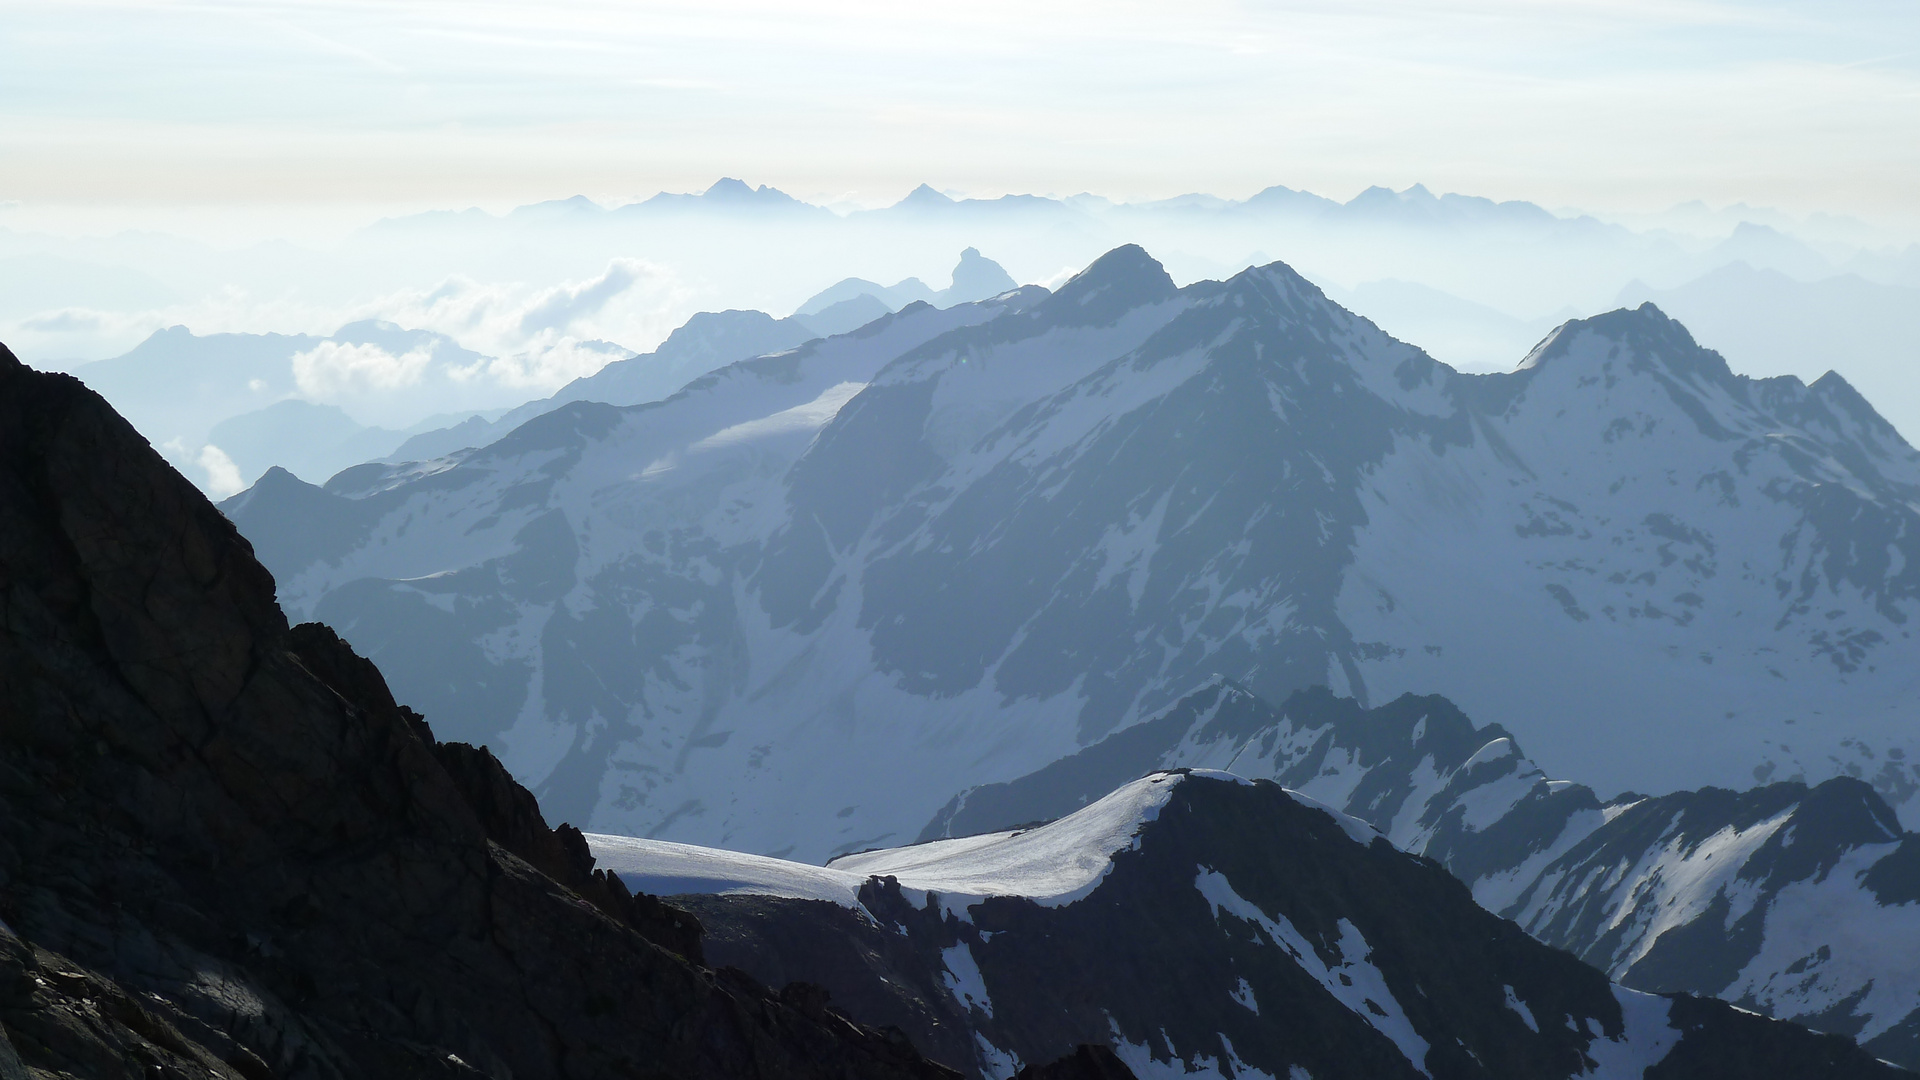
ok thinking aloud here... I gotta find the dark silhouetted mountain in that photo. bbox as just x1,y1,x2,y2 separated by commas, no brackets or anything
0,341,955,1079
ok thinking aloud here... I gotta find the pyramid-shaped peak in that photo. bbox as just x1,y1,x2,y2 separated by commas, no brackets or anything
1035,245,1178,327
1061,244,1173,295
899,183,954,207
705,177,755,198
1811,370,1910,446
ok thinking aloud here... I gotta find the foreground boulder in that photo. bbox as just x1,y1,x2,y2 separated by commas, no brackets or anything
0,342,954,1078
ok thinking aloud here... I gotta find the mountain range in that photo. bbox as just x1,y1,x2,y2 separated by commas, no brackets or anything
387,249,1024,465
225,244,1920,866
1,335,1906,1076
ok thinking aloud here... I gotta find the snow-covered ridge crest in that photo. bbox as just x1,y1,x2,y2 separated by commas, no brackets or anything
591,769,1261,914
608,762,1872,1080
829,771,1188,908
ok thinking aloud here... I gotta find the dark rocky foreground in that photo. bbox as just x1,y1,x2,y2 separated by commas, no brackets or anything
0,342,960,1077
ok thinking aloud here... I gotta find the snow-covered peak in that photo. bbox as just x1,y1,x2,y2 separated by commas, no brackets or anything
830,771,1191,906
1516,302,1731,385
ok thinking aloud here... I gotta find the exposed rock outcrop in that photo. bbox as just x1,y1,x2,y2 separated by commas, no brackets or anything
0,341,954,1078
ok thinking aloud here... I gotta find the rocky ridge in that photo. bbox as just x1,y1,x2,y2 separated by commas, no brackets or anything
0,341,953,1078
930,678,1920,1067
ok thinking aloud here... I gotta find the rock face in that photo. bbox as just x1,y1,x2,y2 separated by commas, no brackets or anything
0,342,955,1078
1009,1046,1136,1080
933,679,1920,1067
593,771,1909,1080
224,245,1920,866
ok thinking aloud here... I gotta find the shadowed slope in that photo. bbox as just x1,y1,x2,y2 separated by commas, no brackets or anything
0,341,953,1078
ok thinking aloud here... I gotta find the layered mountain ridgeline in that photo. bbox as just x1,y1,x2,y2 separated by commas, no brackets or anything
929,679,1920,1067
591,771,1907,1079
389,248,1021,465
0,344,959,1077
223,244,1920,865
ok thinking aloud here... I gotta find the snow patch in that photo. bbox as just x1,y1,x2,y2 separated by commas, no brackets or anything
1195,869,1430,1075
1575,986,1679,1077
689,380,867,452
941,943,994,1018
1283,789,1383,846
1503,985,1539,1032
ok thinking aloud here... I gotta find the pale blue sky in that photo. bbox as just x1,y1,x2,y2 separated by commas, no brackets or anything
3,0,1917,227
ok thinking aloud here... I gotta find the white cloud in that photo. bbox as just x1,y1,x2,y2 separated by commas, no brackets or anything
518,258,653,334
291,340,436,397
196,444,245,498
478,338,633,390
21,309,106,332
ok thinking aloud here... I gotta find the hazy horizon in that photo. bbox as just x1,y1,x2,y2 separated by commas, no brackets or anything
7,0,1919,227
6,1,1917,495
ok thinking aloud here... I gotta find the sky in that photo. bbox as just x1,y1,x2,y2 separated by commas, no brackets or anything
4,0,1919,238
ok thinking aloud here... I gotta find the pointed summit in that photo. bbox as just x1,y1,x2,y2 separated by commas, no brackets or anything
1032,244,1178,329
1050,244,1177,316
1518,302,1715,374
897,183,955,209
1811,370,1911,448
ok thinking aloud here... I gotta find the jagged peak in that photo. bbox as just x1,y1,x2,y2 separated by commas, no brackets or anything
1348,183,1436,208
697,178,807,207
1517,301,1728,379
